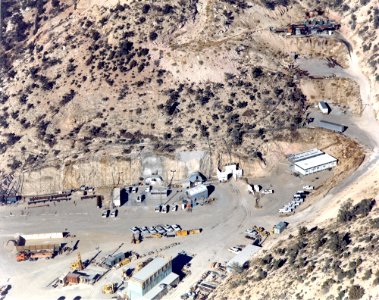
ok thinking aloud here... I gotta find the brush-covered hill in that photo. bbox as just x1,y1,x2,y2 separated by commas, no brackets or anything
210,198,379,300
0,0,377,183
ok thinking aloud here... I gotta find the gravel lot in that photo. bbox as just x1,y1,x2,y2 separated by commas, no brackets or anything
0,162,332,300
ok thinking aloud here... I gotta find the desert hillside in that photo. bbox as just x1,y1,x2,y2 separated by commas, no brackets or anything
0,0,377,188
210,198,379,300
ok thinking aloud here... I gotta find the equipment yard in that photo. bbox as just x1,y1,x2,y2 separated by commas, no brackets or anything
0,158,345,300
0,1,378,299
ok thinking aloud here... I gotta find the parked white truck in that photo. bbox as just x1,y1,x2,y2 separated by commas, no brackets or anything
112,187,121,207
303,185,314,190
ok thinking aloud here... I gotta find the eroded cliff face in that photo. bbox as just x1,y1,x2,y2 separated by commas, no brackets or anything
19,129,363,195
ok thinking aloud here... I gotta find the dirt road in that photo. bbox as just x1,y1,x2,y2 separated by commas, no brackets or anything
289,37,379,226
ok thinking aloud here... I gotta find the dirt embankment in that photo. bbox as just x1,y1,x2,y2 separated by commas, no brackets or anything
300,77,362,114
19,128,364,195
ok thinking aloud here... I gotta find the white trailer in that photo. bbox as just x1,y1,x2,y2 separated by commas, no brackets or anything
318,101,330,114
112,188,121,207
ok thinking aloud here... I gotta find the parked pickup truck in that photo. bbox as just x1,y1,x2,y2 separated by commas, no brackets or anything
261,189,274,194
303,185,314,190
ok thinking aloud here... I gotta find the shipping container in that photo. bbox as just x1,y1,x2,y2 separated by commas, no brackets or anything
65,273,80,284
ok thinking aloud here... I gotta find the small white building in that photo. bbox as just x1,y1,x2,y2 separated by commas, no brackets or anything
318,101,330,114
294,153,337,175
227,244,261,273
112,188,121,207
185,184,208,201
217,164,243,182
145,175,163,186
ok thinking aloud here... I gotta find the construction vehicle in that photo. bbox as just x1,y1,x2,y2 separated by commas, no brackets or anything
71,253,84,271
145,233,162,239
17,250,53,261
102,283,115,294
29,251,53,260
261,231,270,238
16,251,30,262
151,233,162,238
118,258,131,267
176,230,188,237
253,225,265,233
189,229,201,235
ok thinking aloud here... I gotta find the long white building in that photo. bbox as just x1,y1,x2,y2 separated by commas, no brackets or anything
290,149,337,175
127,257,179,300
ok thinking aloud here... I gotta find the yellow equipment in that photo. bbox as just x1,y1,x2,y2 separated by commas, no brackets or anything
136,262,144,272
189,229,201,235
136,258,153,271
102,283,115,294
71,252,84,271
176,230,188,237
119,258,131,267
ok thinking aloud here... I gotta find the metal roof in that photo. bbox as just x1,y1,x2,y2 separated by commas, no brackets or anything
141,272,179,300
319,101,328,109
227,245,261,268
295,153,337,170
185,184,208,197
287,148,324,163
105,252,125,265
318,120,345,133
275,221,287,230
131,257,167,283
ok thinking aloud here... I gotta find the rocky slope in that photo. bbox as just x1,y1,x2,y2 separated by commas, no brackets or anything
18,128,364,194
0,0,376,192
210,198,379,300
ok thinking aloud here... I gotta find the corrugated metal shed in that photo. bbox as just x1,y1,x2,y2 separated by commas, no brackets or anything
318,120,346,132
185,184,208,199
105,252,125,267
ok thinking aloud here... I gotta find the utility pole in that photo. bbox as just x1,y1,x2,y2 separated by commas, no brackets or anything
168,170,176,189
